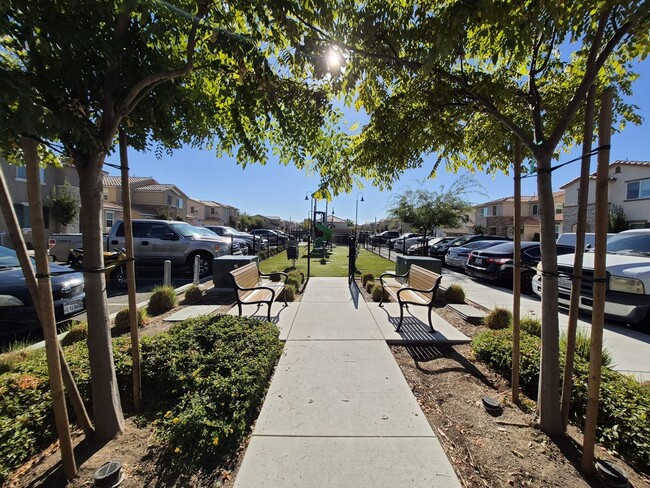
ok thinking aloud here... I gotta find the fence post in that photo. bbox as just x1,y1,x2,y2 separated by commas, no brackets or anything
307,234,311,278
163,259,171,287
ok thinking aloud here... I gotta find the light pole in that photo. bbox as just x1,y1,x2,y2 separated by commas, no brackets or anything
355,192,364,240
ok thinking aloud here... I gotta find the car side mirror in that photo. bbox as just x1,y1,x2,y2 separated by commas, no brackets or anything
163,232,179,241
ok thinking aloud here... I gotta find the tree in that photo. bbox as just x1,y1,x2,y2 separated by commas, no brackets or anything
238,213,265,231
607,204,628,233
50,180,79,232
292,1,649,435
388,175,483,235
1,0,339,439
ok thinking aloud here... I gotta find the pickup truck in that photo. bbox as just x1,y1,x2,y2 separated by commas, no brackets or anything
532,229,650,329
107,219,230,277
48,233,85,262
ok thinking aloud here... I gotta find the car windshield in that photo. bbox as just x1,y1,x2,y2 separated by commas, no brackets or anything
465,240,503,250
606,233,650,256
0,246,22,269
449,235,475,246
194,227,218,237
169,223,206,238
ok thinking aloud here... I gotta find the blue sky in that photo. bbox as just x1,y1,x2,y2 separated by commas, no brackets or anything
111,59,649,227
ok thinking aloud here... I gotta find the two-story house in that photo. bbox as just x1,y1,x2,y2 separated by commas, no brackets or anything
474,191,565,240
561,160,650,231
0,157,80,248
200,201,240,227
132,183,190,222
186,198,207,227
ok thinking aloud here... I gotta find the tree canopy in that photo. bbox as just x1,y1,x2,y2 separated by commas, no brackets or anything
388,175,483,234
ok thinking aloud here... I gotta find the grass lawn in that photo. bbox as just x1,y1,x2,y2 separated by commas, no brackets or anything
258,245,394,278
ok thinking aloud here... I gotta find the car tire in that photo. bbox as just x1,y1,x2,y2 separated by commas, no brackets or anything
521,271,535,295
110,264,128,289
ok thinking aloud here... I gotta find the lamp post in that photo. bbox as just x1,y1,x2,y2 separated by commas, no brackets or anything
355,192,364,240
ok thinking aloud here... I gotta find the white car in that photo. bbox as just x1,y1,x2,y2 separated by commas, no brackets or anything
392,233,424,252
532,229,650,328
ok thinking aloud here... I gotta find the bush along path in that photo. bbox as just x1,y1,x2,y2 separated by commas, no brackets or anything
472,326,650,474
0,315,283,484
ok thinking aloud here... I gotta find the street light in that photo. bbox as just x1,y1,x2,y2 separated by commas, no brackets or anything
355,192,364,240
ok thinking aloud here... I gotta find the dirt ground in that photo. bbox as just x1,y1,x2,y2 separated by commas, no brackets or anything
7,280,649,487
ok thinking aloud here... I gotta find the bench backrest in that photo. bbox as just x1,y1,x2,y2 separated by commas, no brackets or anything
407,265,441,296
230,262,260,289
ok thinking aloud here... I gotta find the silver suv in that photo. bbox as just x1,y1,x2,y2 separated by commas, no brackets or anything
107,220,230,277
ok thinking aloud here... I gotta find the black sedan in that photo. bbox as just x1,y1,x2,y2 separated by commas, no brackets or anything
429,234,511,261
0,245,85,336
465,241,575,293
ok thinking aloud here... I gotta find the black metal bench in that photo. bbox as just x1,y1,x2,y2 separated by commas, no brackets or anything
379,264,442,333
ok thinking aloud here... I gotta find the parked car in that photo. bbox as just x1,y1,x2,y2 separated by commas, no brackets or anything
0,245,85,336
250,229,286,245
533,229,650,328
204,226,259,253
465,241,575,293
369,230,400,245
406,237,453,256
196,227,246,255
556,232,615,250
107,220,230,278
429,234,511,261
392,233,425,252
444,240,509,270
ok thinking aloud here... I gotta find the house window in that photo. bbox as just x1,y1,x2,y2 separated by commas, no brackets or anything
167,195,172,205
480,207,489,217
106,211,115,229
176,198,183,209
532,204,539,215
102,191,109,201
626,179,650,200
15,166,45,183
554,224,560,238
190,206,195,214
12,204,49,228
555,203,563,214
211,208,215,215
492,206,497,216
489,226,497,235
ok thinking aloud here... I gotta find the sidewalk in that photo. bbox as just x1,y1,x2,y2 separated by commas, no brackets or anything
232,278,461,487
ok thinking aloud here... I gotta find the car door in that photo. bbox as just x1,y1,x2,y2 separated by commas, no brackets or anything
108,222,142,257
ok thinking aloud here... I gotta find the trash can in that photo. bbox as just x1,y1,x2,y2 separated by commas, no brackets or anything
287,246,298,260
213,255,260,291
396,255,442,275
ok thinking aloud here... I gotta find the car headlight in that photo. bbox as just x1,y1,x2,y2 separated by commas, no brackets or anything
0,295,25,306
609,276,645,294
215,243,228,253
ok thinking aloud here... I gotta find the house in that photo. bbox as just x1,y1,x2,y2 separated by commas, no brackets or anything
186,198,206,227
474,191,565,240
200,201,240,227
561,160,650,230
253,215,281,229
0,157,80,248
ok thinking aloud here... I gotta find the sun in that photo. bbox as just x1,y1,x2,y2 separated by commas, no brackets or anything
325,49,343,69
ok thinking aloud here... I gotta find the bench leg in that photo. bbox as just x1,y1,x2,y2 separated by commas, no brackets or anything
396,303,404,332
283,288,288,307
267,302,272,322
428,307,437,334
379,285,385,307
237,302,243,317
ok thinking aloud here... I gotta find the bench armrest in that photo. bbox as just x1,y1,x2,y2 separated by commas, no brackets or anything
379,271,408,286
259,271,288,283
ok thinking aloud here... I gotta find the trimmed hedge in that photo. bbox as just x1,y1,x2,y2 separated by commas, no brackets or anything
0,315,283,482
472,329,650,472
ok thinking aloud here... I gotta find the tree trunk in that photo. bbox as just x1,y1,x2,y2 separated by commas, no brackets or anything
75,152,125,440
535,150,562,436
512,139,522,403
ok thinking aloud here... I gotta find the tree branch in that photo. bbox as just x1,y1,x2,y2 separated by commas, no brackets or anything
547,7,635,149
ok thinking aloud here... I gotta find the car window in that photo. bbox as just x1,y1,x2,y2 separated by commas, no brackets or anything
523,247,541,259
0,246,21,268
606,234,650,255
169,223,203,237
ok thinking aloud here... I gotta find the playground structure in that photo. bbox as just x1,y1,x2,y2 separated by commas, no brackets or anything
313,210,333,249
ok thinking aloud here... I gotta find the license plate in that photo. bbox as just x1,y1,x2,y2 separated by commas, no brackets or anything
64,299,84,315
558,278,572,290
474,257,483,265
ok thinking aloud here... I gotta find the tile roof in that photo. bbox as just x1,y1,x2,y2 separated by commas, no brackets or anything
560,160,650,189
133,184,177,192
103,175,155,187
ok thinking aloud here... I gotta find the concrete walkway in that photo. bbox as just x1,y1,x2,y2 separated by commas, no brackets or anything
233,278,461,487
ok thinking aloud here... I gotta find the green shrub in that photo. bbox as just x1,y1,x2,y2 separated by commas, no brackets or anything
258,251,268,260
484,307,512,330
287,270,304,285
280,285,296,302
371,283,388,302
472,329,649,472
320,258,327,265
445,284,466,304
361,273,375,287
148,285,177,316
114,307,149,332
561,330,613,368
0,315,282,481
60,322,88,346
365,280,375,293
184,285,203,304
285,276,301,291
0,350,34,375
269,271,282,282
519,317,541,337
